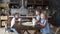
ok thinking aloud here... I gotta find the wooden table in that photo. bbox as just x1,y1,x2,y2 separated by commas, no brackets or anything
19,24,42,34
13,19,42,34
13,21,42,34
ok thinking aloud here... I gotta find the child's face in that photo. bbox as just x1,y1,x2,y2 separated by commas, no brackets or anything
41,14,45,19
15,14,19,18
36,11,40,15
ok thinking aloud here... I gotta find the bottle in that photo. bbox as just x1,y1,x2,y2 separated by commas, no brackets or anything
32,18,36,26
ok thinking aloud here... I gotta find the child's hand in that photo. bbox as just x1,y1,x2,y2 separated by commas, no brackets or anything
37,22,40,25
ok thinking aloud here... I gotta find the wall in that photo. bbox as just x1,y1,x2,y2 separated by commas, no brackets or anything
2,0,10,2
11,9,28,15
48,0,60,26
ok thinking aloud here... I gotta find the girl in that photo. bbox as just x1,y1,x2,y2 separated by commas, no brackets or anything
39,13,50,34
35,9,41,32
35,9,41,21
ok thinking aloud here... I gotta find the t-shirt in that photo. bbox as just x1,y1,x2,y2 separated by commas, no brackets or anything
11,17,21,27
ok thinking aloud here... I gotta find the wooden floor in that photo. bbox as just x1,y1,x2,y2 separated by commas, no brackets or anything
0,27,60,34
0,27,35,34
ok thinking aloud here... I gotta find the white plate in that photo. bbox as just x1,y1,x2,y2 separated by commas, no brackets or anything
22,22,34,26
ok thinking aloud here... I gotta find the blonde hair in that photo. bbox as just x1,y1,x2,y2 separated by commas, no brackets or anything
41,13,47,18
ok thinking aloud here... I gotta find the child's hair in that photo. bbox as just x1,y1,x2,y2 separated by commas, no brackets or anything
14,13,20,17
36,9,41,13
41,13,47,18
35,9,41,15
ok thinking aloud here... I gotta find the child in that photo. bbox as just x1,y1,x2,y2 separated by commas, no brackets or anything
11,13,21,28
39,13,50,34
35,9,41,32
11,13,22,34
35,9,41,21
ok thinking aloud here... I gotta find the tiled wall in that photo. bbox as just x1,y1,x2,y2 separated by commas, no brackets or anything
11,9,28,15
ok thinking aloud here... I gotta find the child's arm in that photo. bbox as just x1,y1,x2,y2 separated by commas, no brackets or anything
11,18,15,27
40,20,47,27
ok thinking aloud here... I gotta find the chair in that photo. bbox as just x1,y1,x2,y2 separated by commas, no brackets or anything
55,27,60,34
50,24,60,34
4,17,13,34
5,17,23,34
50,24,55,34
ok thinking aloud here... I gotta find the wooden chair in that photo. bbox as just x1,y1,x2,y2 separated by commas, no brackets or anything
55,27,60,34
4,16,13,34
50,24,55,34
50,24,60,34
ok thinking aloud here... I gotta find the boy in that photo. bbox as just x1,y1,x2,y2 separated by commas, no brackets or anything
11,13,22,34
